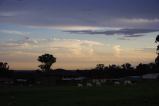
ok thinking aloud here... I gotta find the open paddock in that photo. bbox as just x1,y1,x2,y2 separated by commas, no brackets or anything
0,80,159,106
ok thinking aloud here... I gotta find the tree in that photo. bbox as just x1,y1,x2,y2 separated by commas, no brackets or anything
155,55,159,65
0,62,11,77
155,35,159,65
155,35,159,43
0,62,9,71
38,53,56,72
95,64,105,71
121,63,132,70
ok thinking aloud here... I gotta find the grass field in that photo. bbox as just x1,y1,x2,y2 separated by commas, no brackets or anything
0,80,159,106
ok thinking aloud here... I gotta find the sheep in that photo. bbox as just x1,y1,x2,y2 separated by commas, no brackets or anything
77,83,83,87
92,79,99,83
114,81,120,85
101,79,107,83
124,80,132,85
86,82,93,87
96,81,101,86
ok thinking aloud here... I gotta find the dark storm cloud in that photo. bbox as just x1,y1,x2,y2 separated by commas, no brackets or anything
0,0,159,28
65,29,159,37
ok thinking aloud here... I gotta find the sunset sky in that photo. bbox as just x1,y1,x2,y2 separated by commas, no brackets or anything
0,0,159,70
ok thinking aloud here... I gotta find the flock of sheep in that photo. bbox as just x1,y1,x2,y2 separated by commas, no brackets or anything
77,79,133,87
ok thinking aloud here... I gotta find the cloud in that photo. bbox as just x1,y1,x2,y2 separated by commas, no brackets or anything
0,39,38,50
118,18,159,24
125,34,144,37
65,28,159,37
113,45,122,57
51,25,104,30
0,0,159,28
113,18,159,28
0,11,22,17
135,48,156,53
0,29,29,36
117,37,130,40
0,29,30,40
0,38,104,57
50,38,104,56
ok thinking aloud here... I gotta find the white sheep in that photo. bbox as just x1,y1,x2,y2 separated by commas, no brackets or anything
92,79,97,83
101,79,106,83
86,83,93,87
96,81,101,86
77,83,83,87
124,80,132,85
114,81,120,85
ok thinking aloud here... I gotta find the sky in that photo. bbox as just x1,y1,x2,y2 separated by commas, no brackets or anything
0,0,159,70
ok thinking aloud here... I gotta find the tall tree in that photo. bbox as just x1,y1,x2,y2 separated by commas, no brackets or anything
38,53,56,72
0,62,11,77
155,35,159,65
0,62,9,71
155,35,159,43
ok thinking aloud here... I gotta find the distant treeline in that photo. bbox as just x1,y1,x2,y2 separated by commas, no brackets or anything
0,62,159,79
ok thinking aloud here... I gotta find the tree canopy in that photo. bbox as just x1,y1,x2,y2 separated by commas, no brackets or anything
155,35,159,65
0,62,9,71
155,35,159,43
38,53,56,72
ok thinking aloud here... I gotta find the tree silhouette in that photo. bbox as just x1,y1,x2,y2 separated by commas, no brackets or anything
96,64,105,71
155,35,159,65
38,53,56,72
121,63,133,71
0,62,11,77
0,62,9,71
155,35,159,43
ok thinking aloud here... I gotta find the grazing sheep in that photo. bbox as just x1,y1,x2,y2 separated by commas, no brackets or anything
114,81,120,85
96,81,101,86
77,83,83,87
124,80,132,85
86,83,93,87
92,79,99,83
101,79,107,83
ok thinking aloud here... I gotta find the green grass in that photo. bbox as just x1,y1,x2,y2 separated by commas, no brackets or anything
0,80,159,106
